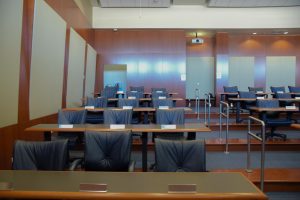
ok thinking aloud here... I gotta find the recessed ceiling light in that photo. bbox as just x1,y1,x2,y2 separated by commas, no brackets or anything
284,31,288,34
252,32,257,35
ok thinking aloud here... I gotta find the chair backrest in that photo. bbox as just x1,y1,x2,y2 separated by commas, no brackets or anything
151,91,169,99
270,86,285,93
58,110,86,124
152,99,173,108
118,99,139,108
154,139,206,172
238,91,256,98
248,87,264,92
104,109,133,124
223,86,238,93
129,86,144,93
102,86,118,98
84,131,132,171
275,92,292,99
288,86,300,93
12,140,69,170
126,91,144,99
256,99,279,108
86,97,107,108
156,108,184,124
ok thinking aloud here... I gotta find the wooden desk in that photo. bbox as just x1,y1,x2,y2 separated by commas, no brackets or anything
26,123,210,172
291,124,300,129
62,107,192,124
0,170,267,200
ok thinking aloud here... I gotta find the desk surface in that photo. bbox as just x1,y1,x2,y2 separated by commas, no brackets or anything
291,124,300,129
63,107,191,112
0,170,266,200
249,107,298,112
25,123,210,133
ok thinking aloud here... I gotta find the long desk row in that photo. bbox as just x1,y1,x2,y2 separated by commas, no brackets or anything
228,98,300,123
25,123,210,172
0,170,267,200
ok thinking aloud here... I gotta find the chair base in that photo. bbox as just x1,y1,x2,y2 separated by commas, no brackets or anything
257,132,287,141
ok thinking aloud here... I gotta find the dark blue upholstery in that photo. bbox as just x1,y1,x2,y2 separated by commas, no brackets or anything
151,91,169,99
288,86,300,97
129,86,144,93
57,110,86,146
86,97,107,107
12,140,69,170
154,139,206,172
238,91,256,110
85,97,107,124
223,86,238,93
84,131,133,171
155,108,185,140
101,86,118,98
256,99,291,140
248,87,264,92
118,99,139,108
126,91,144,99
104,109,132,124
152,99,173,108
270,86,285,93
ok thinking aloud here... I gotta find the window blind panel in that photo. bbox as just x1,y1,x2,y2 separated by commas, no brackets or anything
0,0,23,127
29,0,66,120
186,57,214,99
228,57,255,91
66,28,86,107
266,56,296,92
84,44,97,97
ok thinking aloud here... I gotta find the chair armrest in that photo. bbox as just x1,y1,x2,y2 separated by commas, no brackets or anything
128,160,135,172
69,159,82,171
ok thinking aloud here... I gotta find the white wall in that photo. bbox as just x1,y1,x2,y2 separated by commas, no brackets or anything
0,0,23,127
93,5,300,29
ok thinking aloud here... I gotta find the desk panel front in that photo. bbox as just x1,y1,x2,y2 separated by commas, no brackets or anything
0,170,267,200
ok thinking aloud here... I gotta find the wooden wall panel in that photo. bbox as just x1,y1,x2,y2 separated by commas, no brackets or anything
94,30,186,105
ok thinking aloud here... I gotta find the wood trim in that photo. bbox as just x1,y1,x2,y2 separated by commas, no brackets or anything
61,28,70,108
18,0,34,126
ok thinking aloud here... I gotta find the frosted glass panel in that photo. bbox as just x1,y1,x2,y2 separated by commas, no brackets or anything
66,28,86,107
0,0,23,127
29,0,66,120
266,56,296,92
228,57,254,91
186,57,214,99
104,65,127,92
84,45,97,97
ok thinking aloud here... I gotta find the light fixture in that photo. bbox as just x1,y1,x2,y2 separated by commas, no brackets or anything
284,31,288,34
252,32,257,35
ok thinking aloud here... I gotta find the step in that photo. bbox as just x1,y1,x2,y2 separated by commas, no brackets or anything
132,138,300,152
213,168,300,192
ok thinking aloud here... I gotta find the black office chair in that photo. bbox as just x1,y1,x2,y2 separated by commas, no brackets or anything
270,86,285,98
151,88,167,93
152,99,173,108
118,99,140,124
288,86,300,97
101,85,118,98
57,109,86,148
12,140,80,170
151,91,169,99
129,86,144,93
154,139,206,172
84,131,134,171
126,91,144,99
103,109,133,124
155,108,185,140
223,86,238,112
275,92,293,106
238,91,256,111
256,99,291,140
85,97,107,124
248,87,264,93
